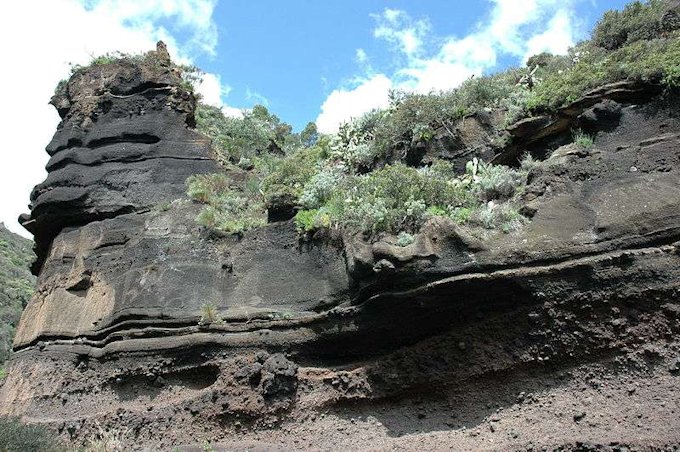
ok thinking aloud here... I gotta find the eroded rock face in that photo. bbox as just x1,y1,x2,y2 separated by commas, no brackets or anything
23,46,214,273
2,48,680,450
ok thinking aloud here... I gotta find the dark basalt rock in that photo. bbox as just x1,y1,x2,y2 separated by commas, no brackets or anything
22,42,218,275
260,354,298,398
1,44,680,450
496,80,664,164
416,109,506,171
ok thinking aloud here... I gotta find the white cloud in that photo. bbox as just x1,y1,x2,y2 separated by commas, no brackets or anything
397,60,478,94
195,73,232,107
372,8,430,56
317,1,580,130
396,0,577,93
316,75,392,134
355,48,368,64
221,106,245,118
523,9,575,62
486,0,542,55
0,0,224,237
83,0,219,56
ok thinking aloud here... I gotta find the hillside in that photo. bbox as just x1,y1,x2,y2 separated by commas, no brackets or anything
0,224,34,368
0,1,679,450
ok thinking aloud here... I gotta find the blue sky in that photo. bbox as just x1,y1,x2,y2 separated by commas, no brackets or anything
196,0,630,131
0,0,631,236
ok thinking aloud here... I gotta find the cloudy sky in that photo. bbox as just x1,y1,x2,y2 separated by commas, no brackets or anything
0,0,628,237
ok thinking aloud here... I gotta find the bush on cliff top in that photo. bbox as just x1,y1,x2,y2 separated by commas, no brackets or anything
186,173,267,234
187,0,680,237
526,37,680,111
293,157,529,235
592,0,669,50
195,103,318,167
55,49,201,95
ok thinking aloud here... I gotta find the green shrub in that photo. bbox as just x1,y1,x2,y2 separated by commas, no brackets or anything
186,173,231,204
298,167,344,209
526,37,680,111
194,197,266,234
519,153,540,173
0,417,62,452
331,110,387,171
472,203,526,232
593,0,666,50
199,303,223,325
456,68,527,111
450,206,475,225
54,79,68,95
573,130,595,149
296,160,528,235
363,71,528,157
195,103,298,165
294,209,331,233
261,146,322,209
470,160,525,201
396,232,416,247
187,174,266,234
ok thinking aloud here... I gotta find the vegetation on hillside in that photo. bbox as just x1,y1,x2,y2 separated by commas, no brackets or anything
0,417,64,452
187,0,679,239
0,224,35,370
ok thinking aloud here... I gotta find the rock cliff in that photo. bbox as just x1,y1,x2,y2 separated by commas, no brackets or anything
1,44,679,450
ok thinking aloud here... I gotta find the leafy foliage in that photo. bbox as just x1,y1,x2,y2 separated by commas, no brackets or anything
261,146,322,209
593,0,667,50
199,303,223,325
298,166,344,210
365,70,528,157
186,174,266,234
187,1,680,239
396,232,416,247
295,158,529,235
190,89,534,237
573,130,595,149
196,104,300,165
526,37,680,111
471,202,527,232
0,225,35,365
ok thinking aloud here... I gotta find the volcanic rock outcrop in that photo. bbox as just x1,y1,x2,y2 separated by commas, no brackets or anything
1,44,679,450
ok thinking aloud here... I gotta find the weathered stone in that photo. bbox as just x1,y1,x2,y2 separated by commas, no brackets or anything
1,44,680,450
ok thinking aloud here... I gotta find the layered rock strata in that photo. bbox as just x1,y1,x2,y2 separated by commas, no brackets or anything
1,46,679,450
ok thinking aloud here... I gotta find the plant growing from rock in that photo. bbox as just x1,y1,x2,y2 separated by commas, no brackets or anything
295,159,529,236
396,232,416,247
57,49,202,96
187,174,266,235
593,0,668,50
199,303,223,325
188,1,680,240
471,202,527,232
573,130,595,149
